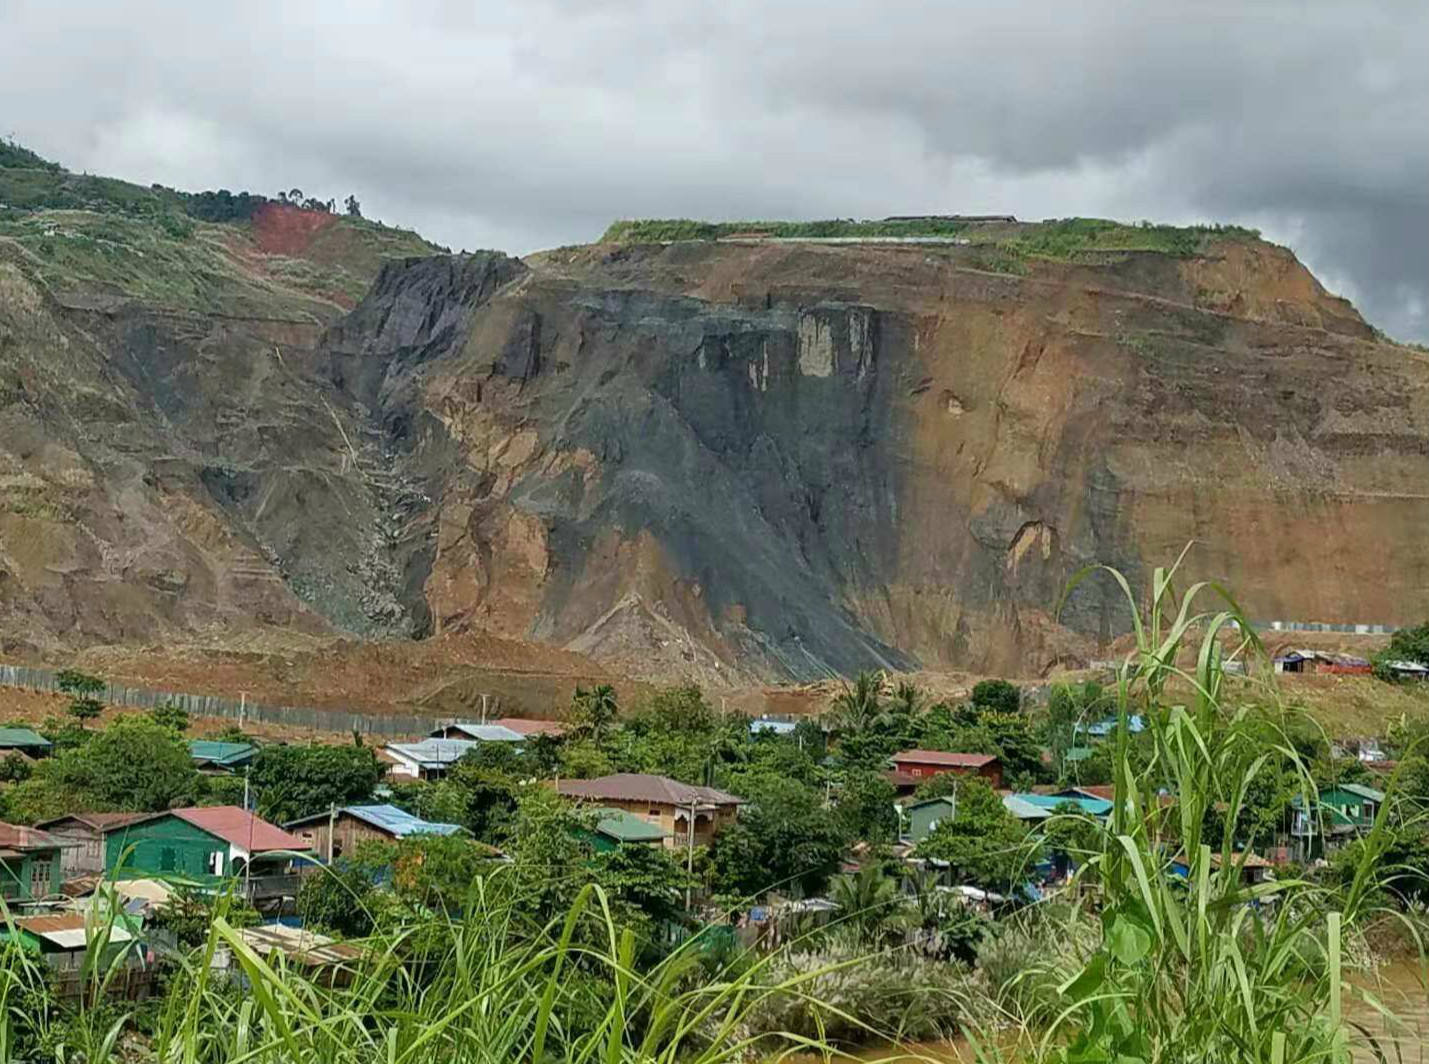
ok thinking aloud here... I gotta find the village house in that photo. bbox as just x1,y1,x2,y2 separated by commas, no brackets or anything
427,722,529,743
1002,792,1114,824
34,812,148,878
888,750,1004,790
1291,782,1386,859
556,774,743,848
0,822,70,902
1272,650,1372,676
382,736,521,779
102,806,311,907
901,795,957,842
0,912,149,999
188,739,256,774
284,804,463,861
0,727,51,759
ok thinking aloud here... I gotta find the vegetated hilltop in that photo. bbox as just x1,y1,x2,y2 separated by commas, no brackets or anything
2,146,1427,687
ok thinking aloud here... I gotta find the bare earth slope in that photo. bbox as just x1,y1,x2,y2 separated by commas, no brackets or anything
2,165,1426,684
317,235,1428,682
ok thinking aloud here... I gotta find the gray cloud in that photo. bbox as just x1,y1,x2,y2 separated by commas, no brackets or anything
2,0,1425,340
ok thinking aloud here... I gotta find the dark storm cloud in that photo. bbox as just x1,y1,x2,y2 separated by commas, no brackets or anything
2,0,1424,339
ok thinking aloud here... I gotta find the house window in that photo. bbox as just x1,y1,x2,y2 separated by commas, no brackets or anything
208,851,224,876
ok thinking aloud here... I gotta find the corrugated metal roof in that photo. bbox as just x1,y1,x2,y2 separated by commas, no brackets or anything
1002,795,1052,820
0,727,50,748
557,774,744,807
36,812,151,833
1339,782,1387,803
593,809,669,842
1012,793,1113,816
432,724,526,743
13,914,135,949
492,717,566,736
286,804,463,838
238,924,361,965
384,739,481,768
172,806,311,853
891,750,998,768
749,718,799,735
188,740,256,765
0,821,69,851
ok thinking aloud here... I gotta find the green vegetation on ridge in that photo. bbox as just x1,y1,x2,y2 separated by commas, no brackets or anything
602,214,1263,264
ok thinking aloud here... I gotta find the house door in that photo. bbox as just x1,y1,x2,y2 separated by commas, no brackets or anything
28,858,52,898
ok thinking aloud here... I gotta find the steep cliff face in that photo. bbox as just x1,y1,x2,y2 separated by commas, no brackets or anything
3,196,1426,680
317,237,1428,681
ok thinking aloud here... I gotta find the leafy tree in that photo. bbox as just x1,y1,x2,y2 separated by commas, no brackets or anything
0,752,31,784
559,737,616,779
153,886,259,947
590,842,691,927
1040,802,1105,869
248,742,384,824
51,717,200,811
344,194,362,217
834,770,899,843
915,777,1036,894
971,679,1021,714
382,834,503,914
388,779,471,829
440,745,526,843
1374,620,1429,680
707,773,844,898
297,861,377,937
56,669,104,728
509,788,593,920
148,703,190,733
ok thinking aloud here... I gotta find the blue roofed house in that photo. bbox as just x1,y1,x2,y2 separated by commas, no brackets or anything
1003,793,1114,822
284,804,464,862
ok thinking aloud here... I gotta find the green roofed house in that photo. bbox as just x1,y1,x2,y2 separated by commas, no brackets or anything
0,728,52,758
1291,782,1386,859
581,809,671,852
188,739,256,773
902,796,958,843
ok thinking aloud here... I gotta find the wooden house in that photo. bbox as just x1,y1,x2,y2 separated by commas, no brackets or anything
888,750,1004,790
556,774,742,848
284,804,463,861
34,813,148,878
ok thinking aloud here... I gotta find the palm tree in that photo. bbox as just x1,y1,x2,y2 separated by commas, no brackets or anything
571,684,618,744
829,863,902,946
828,670,889,735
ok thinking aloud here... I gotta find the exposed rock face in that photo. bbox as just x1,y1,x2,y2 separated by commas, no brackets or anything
3,229,1426,680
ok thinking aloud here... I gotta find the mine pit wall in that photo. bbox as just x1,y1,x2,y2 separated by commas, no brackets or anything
280,243,1429,680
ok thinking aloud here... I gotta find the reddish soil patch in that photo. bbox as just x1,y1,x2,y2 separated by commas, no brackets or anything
250,203,339,257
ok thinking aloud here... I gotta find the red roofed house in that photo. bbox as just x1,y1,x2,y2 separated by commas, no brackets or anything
101,806,312,908
890,750,1003,789
556,774,743,848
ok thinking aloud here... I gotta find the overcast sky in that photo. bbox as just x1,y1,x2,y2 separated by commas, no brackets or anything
3,0,1426,341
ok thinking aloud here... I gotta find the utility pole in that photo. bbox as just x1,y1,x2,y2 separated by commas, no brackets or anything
327,803,337,863
685,799,697,913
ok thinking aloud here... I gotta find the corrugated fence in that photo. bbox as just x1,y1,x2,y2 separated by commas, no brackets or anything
0,663,441,738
